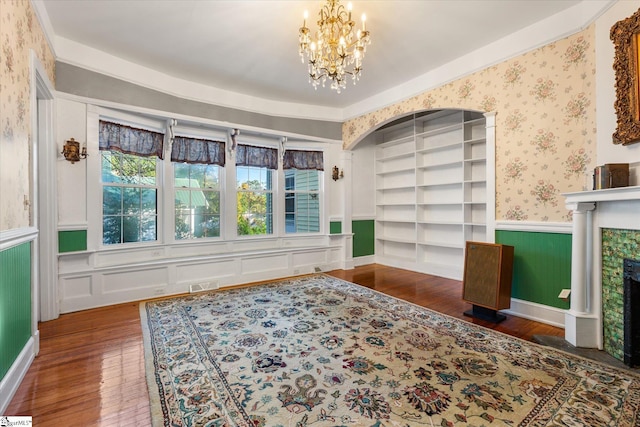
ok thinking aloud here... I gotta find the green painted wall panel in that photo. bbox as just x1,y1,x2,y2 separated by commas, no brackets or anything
329,221,342,234
58,230,87,253
353,220,375,257
495,230,571,309
0,242,32,381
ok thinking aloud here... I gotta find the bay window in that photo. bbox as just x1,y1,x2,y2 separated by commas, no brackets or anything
97,113,326,247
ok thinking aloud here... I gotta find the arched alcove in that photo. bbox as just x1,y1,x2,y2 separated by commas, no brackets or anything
351,108,496,280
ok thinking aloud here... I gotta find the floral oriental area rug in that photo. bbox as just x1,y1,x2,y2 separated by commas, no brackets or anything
140,274,640,427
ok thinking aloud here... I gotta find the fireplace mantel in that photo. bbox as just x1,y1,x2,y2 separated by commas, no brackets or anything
564,186,640,203
563,186,640,349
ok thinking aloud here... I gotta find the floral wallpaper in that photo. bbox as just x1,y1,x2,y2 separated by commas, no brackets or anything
344,26,596,223
0,0,56,231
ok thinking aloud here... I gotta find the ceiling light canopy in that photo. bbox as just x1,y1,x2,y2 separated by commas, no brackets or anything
298,0,371,93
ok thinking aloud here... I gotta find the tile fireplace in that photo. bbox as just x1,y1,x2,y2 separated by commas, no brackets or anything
623,258,640,367
564,186,640,354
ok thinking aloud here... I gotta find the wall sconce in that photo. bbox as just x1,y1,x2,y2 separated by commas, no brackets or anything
62,138,87,164
332,165,344,181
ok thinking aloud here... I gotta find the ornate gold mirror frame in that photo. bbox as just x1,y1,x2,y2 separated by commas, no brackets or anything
611,8,640,145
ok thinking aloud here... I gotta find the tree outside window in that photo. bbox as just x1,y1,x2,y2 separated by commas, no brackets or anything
236,166,273,236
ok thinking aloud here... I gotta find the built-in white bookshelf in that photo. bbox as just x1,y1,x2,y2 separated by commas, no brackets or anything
374,110,495,280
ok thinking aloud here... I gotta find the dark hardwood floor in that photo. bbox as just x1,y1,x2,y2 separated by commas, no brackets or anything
6,264,563,425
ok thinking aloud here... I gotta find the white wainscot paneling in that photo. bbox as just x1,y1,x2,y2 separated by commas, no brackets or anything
96,247,163,267
64,275,93,297
176,260,236,288
241,254,289,274
58,252,92,274
60,275,93,313
58,238,345,312
292,250,327,268
102,267,169,294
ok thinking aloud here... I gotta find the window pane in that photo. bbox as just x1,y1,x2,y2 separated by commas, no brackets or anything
174,162,189,180
203,191,220,214
197,215,220,238
141,217,157,242
123,188,140,215
102,151,121,183
103,216,122,245
103,186,122,215
236,166,248,188
141,189,157,214
190,164,205,187
122,216,140,243
285,173,295,191
175,213,192,240
203,166,219,189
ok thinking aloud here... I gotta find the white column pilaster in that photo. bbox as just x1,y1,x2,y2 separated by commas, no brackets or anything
564,201,597,347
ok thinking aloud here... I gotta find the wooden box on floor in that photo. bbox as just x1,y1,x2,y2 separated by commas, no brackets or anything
462,241,514,322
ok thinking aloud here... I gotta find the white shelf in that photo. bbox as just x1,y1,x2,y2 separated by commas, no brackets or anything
418,160,463,169
417,202,462,206
464,157,486,164
416,140,461,154
375,109,489,280
376,218,416,223
416,122,463,139
418,240,465,249
376,151,415,162
377,185,415,191
417,181,463,188
376,236,416,244
376,166,415,176
376,202,415,206
417,220,462,225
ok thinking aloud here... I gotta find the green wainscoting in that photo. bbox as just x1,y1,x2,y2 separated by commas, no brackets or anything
330,221,342,234
58,230,87,253
353,219,375,257
0,242,32,381
495,230,571,309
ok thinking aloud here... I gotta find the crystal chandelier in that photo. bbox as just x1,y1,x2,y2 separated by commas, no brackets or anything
298,0,371,93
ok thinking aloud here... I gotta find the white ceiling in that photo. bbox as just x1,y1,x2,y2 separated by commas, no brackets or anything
40,0,606,113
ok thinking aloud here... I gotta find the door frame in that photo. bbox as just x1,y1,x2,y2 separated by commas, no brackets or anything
30,50,58,326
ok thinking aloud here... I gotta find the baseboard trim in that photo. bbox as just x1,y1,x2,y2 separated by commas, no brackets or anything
0,337,36,413
353,255,375,267
501,298,566,329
